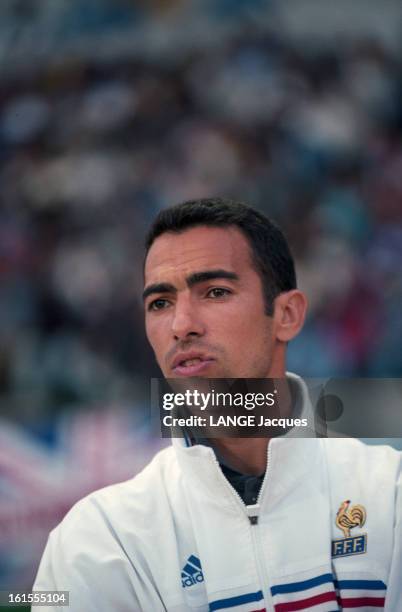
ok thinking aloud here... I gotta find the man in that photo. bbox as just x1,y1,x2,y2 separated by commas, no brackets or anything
33,198,401,611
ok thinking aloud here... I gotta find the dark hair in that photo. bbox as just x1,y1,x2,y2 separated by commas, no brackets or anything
144,197,296,315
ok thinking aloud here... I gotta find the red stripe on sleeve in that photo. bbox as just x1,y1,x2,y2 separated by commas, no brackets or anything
338,596,385,608
275,591,337,611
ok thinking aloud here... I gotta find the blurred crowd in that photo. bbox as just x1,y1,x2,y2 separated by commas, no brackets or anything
1,0,402,425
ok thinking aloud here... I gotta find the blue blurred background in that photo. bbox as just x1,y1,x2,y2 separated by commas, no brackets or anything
0,0,402,596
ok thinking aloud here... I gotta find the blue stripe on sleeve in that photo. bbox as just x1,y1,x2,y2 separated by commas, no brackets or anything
334,579,386,590
209,590,263,611
270,572,334,596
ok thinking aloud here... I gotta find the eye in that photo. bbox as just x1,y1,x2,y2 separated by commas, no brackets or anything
148,298,170,311
207,287,231,299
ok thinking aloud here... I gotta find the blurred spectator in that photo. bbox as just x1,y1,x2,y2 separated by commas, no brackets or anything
1,1,402,424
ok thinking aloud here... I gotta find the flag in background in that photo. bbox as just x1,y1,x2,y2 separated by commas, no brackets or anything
0,408,166,590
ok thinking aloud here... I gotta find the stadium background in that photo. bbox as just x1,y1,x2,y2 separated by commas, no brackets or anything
0,0,402,605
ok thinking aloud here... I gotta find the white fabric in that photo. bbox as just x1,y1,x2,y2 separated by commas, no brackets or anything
33,374,402,611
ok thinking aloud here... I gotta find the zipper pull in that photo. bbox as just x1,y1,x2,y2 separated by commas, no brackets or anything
246,504,260,525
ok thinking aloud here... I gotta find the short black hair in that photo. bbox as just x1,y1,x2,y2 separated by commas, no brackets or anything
144,197,296,315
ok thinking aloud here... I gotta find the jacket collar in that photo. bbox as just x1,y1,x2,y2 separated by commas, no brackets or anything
172,373,325,513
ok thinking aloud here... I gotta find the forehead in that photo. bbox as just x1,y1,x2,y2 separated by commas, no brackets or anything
144,225,254,284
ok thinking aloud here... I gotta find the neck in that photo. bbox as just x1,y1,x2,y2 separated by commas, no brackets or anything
211,437,269,475
209,375,293,476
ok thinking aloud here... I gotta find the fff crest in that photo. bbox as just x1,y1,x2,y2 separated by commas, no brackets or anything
332,499,367,558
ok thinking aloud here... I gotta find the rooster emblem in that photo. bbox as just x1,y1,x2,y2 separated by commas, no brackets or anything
336,500,366,538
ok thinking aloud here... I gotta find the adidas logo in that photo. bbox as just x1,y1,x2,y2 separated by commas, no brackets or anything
181,555,204,588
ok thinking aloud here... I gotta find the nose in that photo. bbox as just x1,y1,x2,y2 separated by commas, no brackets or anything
171,294,205,341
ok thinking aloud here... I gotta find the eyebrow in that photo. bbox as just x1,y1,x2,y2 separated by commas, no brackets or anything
142,269,239,302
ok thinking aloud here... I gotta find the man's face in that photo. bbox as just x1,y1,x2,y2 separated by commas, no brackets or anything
144,225,279,379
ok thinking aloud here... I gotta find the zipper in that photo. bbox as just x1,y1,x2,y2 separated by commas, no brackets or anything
255,439,272,508
209,441,275,611
248,507,274,611
247,441,274,611
209,447,248,511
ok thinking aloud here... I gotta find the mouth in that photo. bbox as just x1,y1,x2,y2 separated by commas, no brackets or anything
171,354,215,377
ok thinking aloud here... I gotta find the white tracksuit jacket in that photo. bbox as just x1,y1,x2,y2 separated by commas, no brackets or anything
33,376,402,612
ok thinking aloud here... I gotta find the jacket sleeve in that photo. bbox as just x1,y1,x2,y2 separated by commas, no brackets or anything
384,455,402,611
32,499,167,612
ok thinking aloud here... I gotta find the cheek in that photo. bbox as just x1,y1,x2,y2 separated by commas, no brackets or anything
219,311,271,358
212,300,265,334
145,317,162,353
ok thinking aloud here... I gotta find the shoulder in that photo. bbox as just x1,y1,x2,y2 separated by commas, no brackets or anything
53,445,179,544
34,446,182,602
322,437,401,474
322,439,401,515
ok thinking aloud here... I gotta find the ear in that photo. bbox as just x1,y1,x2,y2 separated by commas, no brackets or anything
273,290,307,343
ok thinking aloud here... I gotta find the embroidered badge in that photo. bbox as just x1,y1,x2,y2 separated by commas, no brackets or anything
332,499,367,558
